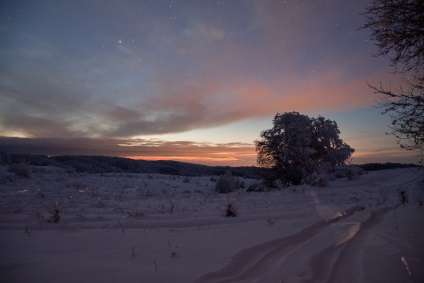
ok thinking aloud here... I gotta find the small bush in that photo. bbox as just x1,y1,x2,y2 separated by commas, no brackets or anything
225,203,237,217
215,172,240,194
260,168,280,188
46,201,63,223
247,182,268,192
334,165,364,180
0,173,14,184
127,210,145,217
8,163,32,178
400,190,408,206
308,173,329,187
347,166,364,180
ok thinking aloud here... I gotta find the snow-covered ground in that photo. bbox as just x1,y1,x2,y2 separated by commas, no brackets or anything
0,166,423,283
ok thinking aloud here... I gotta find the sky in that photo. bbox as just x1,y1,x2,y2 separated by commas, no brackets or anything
0,0,419,166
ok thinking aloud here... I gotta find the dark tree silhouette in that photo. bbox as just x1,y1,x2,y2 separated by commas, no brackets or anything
362,0,424,74
362,0,424,161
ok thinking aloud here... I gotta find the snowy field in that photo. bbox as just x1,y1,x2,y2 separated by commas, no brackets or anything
0,166,423,283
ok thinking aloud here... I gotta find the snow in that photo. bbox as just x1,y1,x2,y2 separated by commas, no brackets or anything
0,167,423,282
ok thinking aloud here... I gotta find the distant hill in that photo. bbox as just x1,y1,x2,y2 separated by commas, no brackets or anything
0,152,262,177
0,152,419,177
357,162,420,171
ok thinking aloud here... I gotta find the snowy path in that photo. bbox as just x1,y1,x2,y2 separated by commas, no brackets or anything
194,202,417,283
194,205,365,283
326,206,395,283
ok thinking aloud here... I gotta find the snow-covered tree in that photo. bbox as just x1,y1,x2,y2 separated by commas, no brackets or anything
255,112,354,185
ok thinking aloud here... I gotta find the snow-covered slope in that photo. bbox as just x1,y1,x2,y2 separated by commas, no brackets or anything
0,167,423,282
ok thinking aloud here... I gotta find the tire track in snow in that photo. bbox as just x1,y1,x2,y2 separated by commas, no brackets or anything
193,205,365,283
326,205,397,283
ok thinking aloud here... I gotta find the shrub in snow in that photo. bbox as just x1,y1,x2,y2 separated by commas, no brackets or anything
307,173,330,187
255,112,354,185
261,169,279,188
334,165,364,180
0,171,14,184
400,190,408,206
247,182,261,192
46,201,63,223
8,163,32,178
246,182,270,192
168,199,176,214
215,172,240,194
347,166,364,180
0,152,11,165
127,210,145,217
267,218,275,226
334,167,347,178
225,203,237,217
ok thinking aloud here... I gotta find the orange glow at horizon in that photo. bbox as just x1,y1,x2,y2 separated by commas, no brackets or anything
124,155,240,163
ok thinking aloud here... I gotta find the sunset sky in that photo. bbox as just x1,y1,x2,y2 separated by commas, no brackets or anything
0,0,419,166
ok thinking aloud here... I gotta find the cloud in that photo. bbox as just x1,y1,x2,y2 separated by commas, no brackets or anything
0,0,389,141
0,60,387,139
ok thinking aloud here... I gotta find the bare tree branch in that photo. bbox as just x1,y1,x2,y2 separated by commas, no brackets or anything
362,0,424,163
